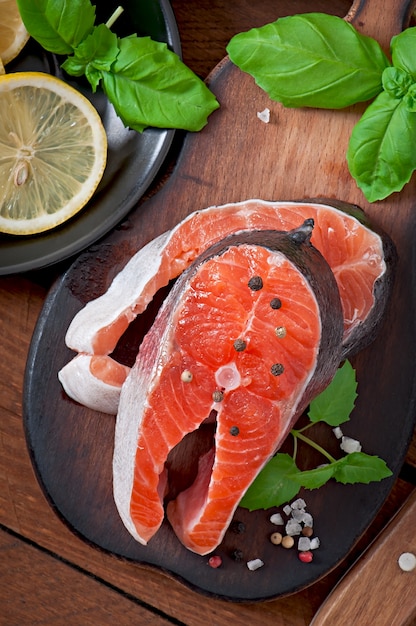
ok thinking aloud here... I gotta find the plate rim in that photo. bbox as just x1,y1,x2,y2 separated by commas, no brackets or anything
0,0,181,276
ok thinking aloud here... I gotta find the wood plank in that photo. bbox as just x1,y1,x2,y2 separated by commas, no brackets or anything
0,529,174,626
311,490,416,626
0,277,46,416
405,435,416,468
0,276,318,623
171,0,350,78
0,212,415,621
22,0,416,604
0,366,413,626
2,0,416,622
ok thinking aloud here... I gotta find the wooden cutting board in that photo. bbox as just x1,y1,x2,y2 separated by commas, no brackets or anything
311,489,416,625
24,0,416,602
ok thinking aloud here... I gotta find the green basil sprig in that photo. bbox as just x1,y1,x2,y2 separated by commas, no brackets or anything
17,0,219,132
347,29,416,201
227,13,416,202
239,361,392,511
227,13,389,109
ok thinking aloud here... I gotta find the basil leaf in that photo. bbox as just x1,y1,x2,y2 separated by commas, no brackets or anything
17,0,96,55
332,452,392,484
294,453,391,490
292,464,334,490
62,24,119,91
239,454,301,510
308,360,357,426
226,13,390,109
100,35,219,132
382,67,413,100
347,90,416,202
391,27,416,77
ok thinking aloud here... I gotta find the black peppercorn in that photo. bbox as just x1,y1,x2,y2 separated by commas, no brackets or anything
248,276,263,291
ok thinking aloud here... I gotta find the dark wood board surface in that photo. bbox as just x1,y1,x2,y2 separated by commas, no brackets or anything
311,490,416,625
23,0,416,603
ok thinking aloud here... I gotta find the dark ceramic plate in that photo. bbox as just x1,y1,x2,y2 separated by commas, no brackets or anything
0,0,180,275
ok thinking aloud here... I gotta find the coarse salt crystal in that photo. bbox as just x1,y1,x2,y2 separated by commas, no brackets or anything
298,537,311,551
333,426,343,439
340,436,362,453
301,512,314,527
247,558,264,571
257,108,270,123
398,552,416,571
291,509,306,522
283,504,292,516
270,513,284,525
292,510,313,526
291,498,307,510
285,519,302,536
310,537,320,550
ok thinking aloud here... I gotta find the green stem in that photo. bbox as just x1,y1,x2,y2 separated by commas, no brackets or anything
297,422,315,434
106,6,124,29
291,429,337,463
292,431,299,461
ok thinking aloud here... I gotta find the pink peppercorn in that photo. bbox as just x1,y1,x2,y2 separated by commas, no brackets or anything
208,555,222,568
298,551,313,563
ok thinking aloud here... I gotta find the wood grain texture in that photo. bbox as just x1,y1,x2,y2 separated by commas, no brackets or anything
0,529,172,626
1,0,416,623
311,490,416,626
21,0,416,603
173,0,350,78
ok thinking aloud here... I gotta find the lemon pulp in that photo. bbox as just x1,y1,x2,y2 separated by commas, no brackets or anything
0,0,29,65
0,72,108,235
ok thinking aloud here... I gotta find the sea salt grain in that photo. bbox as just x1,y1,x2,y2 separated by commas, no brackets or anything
340,435,362,453
301,512,314,527
398,552,416,572
257,108,270,123
333,426,343,439
298,537,311,551
283,504,292,516
310,537,321,550
291,509,305,522
285,519,302,536
247,558,264,571
292,509,313,525
270,513,284,526
291,498,307,510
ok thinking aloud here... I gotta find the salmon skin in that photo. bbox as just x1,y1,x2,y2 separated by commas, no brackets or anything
113,222,343,555
58,199,393,415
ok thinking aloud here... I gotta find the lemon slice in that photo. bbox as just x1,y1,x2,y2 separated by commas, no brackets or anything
0,0,30,65
0,72,108,235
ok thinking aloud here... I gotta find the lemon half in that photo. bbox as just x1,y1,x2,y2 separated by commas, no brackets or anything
0,72,108,235
0,0,29,65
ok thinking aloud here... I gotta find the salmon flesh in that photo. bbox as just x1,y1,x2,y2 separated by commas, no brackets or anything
113,223,343,554
58,199,393,415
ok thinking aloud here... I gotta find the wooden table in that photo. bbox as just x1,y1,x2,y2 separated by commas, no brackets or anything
1,1,416,624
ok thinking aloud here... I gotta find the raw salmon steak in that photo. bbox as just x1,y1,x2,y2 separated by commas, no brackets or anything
113,223,343,555
58,199,394,415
